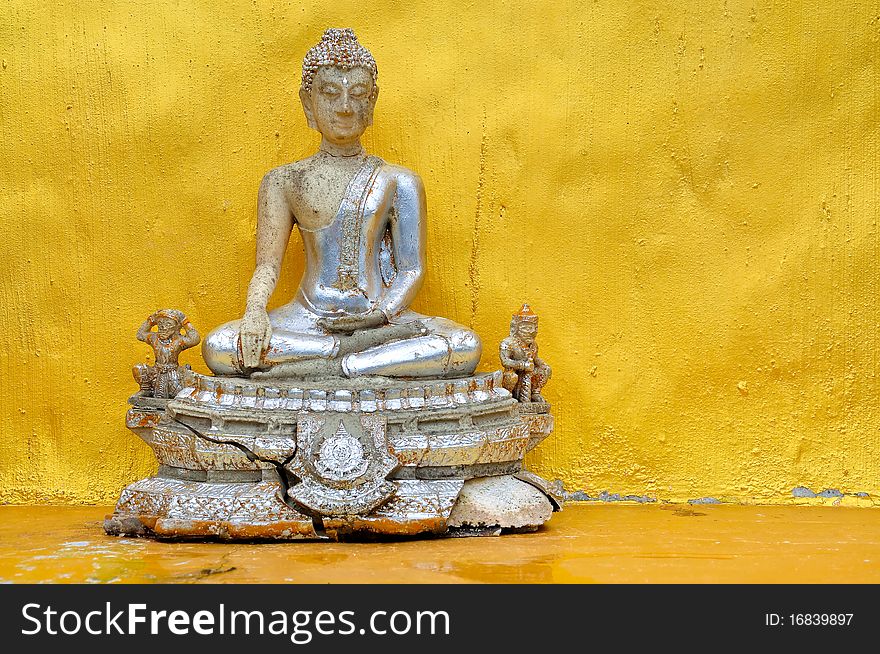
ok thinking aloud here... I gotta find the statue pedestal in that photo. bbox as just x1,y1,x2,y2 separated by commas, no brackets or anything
105,370,561,540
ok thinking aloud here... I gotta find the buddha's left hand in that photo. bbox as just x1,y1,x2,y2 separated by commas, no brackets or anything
318,309,387,333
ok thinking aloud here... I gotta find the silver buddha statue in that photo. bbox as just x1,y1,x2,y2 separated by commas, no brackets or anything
106,28,562,541
203,28,481,379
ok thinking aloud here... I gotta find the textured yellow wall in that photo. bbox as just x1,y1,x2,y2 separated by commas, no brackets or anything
1,1,878,504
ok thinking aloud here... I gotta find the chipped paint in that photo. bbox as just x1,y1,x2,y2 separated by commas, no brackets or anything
566,490,658,504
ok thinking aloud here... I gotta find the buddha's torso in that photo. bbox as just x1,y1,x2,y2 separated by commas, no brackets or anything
280,154,397,317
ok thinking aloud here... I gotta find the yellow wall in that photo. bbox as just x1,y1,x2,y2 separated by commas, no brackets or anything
2,0,878,504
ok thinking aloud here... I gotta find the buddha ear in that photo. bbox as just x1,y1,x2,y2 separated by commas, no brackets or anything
367,84,379,127
299,87,317,130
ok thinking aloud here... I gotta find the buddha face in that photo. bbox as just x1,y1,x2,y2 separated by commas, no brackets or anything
300,66,377,145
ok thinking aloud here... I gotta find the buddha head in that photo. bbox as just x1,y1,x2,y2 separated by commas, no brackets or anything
299,28,379,146
511,304,539,342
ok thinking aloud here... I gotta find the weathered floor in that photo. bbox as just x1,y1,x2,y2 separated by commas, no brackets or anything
0,503,877,583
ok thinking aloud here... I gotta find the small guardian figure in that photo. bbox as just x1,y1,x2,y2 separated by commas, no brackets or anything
500,304,551,403
133,309,200,398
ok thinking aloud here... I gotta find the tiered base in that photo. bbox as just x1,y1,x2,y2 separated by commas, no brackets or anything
104,371,561,540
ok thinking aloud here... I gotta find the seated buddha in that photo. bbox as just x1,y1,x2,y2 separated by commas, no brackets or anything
203,28,481,379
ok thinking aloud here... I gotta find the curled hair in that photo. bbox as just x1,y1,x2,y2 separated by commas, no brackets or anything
301,28,378,93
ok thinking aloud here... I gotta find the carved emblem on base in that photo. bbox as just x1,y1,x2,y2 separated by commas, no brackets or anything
288,414,398,516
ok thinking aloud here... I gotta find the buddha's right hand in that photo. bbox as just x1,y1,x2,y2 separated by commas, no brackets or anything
239,308,272,369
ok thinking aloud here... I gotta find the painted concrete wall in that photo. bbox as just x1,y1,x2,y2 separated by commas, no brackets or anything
1,1,878,504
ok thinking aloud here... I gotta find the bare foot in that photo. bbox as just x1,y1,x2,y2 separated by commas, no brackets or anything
250,357,344,379
337,321,428,356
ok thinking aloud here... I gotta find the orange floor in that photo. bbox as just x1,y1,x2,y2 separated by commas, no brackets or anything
0,503,877,583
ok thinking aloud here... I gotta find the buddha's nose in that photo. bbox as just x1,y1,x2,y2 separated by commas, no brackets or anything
338,92,353,115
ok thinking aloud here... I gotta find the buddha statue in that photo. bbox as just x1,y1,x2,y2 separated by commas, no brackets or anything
106,28,562,541
202,28,481,379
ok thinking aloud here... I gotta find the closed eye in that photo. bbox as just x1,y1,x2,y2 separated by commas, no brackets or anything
350,84,369,98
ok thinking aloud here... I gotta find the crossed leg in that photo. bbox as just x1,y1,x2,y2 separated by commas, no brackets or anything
202,302,481,379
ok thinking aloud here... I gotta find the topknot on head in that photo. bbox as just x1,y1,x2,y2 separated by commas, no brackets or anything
512,303,538,324
510,303,539,335
301,28,378,93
